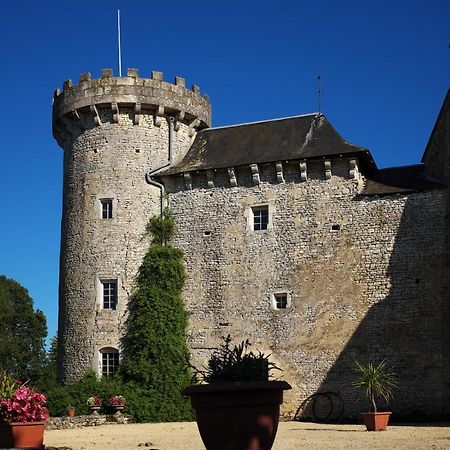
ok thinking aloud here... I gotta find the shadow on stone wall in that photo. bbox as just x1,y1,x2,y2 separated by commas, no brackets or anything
297,192,448,422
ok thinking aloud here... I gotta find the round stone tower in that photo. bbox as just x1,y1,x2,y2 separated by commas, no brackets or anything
52,68,211,383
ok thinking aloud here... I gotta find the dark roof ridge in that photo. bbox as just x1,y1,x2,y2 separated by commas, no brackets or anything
203,112,320,132
377,163,424,172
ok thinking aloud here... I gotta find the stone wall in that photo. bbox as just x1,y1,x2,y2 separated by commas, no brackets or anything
164,157,446,419
53,70,211,382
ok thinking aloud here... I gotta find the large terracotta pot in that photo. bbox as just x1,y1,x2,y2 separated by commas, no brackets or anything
183,381,291,450
361,412,392,431
0,421,46,449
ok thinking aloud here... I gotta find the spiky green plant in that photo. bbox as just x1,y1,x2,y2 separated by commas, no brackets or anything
352,360,397,412
192,335,280,383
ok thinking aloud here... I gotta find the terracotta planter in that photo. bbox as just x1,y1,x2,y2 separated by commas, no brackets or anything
68,408,75,417
183,381,291,450
0,421,46,449
361,412,392,431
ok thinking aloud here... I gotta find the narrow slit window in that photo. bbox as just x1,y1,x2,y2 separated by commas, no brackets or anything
101,199,113,219
252,206,269,231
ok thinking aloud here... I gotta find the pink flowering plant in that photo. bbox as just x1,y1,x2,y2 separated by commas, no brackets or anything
0,381,48,423
109,395,125,406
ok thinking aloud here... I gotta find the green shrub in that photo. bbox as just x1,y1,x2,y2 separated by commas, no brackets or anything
119,211,193,422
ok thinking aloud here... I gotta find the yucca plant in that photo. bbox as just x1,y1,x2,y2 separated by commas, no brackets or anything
352,360,397,412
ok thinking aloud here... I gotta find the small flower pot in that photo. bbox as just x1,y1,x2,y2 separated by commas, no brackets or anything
361,412,392,431
68,408,75,417
0,421,46,449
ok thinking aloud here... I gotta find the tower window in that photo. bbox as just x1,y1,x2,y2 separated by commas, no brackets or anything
252,206,269,231
102,280,117,310
274,293,288,309
100,348,119,377
101,199,113,219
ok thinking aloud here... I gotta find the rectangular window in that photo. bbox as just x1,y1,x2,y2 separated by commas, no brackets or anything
252,206,269,231
102,280,117,310
101,199,113,219
275,293,288,309
102,351,119,377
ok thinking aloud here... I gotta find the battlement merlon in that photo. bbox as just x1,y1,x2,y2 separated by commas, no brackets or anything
52,68,212,148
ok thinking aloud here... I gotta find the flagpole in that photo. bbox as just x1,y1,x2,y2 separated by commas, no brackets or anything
118,9,122,77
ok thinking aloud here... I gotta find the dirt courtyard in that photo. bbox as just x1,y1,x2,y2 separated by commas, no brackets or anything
44,421,450,450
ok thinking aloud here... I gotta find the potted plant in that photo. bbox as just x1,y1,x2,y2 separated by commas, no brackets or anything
352,360,397,431
68,406,75,417
182,335,291,450
0,372,48,449
109,395,125,413
87,395,102,414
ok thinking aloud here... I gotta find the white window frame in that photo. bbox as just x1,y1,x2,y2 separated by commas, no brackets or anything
271,291,292,310
98,347,120,378
97,277,120,311
100,198,113,219
246,203,274,232
97,194,117,220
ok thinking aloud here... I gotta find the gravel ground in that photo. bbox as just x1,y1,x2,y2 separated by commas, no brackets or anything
44,421,450,450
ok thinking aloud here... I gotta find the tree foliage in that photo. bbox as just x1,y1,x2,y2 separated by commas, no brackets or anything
119,211,193,421
0,275,47,384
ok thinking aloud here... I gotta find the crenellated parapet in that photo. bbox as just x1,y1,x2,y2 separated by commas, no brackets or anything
52,68,212,148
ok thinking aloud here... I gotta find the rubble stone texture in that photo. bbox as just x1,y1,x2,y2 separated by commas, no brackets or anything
53,69,450,419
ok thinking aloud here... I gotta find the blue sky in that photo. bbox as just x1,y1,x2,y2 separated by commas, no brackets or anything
0,0,448,345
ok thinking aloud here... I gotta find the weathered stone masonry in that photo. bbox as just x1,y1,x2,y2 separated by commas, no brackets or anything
53,68,450,419
53,69,210,383
163,159,446,418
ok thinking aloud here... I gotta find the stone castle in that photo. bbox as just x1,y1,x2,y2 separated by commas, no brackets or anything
52,68,450,419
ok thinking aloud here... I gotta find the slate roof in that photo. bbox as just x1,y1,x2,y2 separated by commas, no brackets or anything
162,113,376,175
362,164,445,196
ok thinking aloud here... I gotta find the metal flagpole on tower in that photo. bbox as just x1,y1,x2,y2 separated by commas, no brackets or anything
118,9,122,77
317,74,321,113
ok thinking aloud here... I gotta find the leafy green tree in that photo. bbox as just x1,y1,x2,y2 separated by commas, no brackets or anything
36,336,58,393
0,275,47,384
119,210,193,421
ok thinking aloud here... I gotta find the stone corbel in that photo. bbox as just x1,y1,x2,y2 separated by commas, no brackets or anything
134,103,141,125
111,102,119,124
90,104,102,127
183,172,193,190
228,168,238,187
154,106,164,127
174,111,185,132
349,159,359,179
188,118,200,137
299,161,307,181
276,162,284,183
324,160,331,180
250,164,260,186
206,170,214,189
70,108,85,131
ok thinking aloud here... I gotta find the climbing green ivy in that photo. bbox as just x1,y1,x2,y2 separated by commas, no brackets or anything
119,210,193,421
